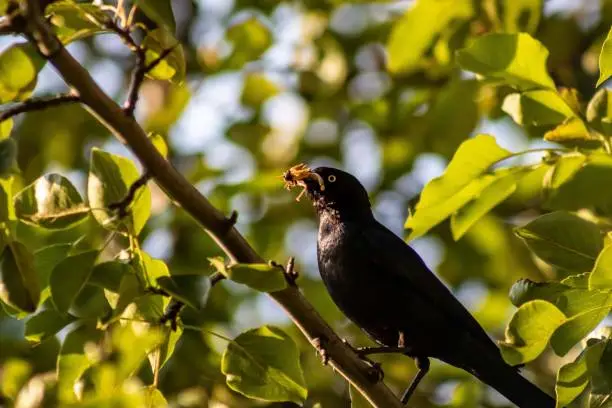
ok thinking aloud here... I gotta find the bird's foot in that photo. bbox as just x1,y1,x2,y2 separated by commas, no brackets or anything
270,257,298,286
313,337,329,365
341,339,385,382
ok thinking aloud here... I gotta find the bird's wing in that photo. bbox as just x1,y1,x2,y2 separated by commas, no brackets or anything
357,221,500,354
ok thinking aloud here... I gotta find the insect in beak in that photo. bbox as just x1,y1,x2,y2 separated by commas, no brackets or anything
282,163,325,201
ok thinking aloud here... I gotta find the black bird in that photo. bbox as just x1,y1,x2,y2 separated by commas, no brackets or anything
284,164,555,408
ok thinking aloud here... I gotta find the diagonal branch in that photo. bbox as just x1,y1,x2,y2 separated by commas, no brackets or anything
0,94,80,123
21,1,404,407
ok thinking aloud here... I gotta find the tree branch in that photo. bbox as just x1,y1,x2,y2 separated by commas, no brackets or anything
0,94,80,123
20,2,404,407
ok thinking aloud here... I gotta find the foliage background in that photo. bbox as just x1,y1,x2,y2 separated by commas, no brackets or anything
0,0,611,407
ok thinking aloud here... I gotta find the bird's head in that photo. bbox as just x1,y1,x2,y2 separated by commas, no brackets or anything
283,164,372,219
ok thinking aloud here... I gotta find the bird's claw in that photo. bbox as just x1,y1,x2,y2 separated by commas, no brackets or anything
270,257,298,286
341,339,384,382
313,337,330,365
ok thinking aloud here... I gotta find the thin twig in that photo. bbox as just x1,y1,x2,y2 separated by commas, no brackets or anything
124,45,177,116
20,2,404,406
108,171,152,217
0,94,80,123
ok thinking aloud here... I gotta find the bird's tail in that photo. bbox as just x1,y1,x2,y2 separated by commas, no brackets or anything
469,353,556,408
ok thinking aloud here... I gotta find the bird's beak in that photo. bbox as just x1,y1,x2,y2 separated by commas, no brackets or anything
283,163,325,201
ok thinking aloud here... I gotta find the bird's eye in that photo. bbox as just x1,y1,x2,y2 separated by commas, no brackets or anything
328,175,336,183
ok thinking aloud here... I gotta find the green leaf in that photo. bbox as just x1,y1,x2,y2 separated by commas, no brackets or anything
508,279,570,307
222,325,307,404
57,323,103,403
50,250,98,313
597,26,612,87
241,73,280,108
514,211,603,273
0,176,14,222
109,272,142,318
551,306,612,356
25,308,75,343
71,284,112,319
145,387,168,408
586,88,612,136
157,326,182,369
211,259,288,292
456,33,555,90
0,43,46,103
545,152,612,211
502,90,575,126
156,274,210,310
556,341,605,408
15,173,88,229
88,148,151,236
499,300,566,365
142,28,185,82
544,117,597,146
502,0,542,34
387,0,473,74
590,246,612,290
0,0,8,15
33,243,72,306
350,384,374,408
45,1,109,44
450,172,516,240
406,135,511,239
0,139,17,177
111,323,165,381
134,0,176,33
226,17,272,67
0,118,12,140
0,359,31,399
134,251,170,287
88,261,133,292
0,242,40,313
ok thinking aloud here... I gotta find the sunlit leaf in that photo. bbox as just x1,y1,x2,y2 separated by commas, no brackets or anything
503,0,542,34
149,133,168,158
49,250,98,313
502,90,575,126
211,258,288,292
387,0,473,74
0,359,31,399
551,307,611,356
556,341,605,408
0,242,40,313
45,1,109,44
15,173,88,229
0,43,45,103
222,325,307,404
406,134,511,239
0,177,14,222
544,117,597,145
587,88,612,136
514,211,603,273
57,323,103,403
0,118,12,140
457,33,555,90
590,246,612,289
500,300,566,365
88,148,151,236
597,26,612,87
545,153,612,212
143,28,185,82
156,274,210,310
450,172,516,240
